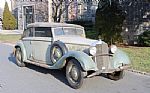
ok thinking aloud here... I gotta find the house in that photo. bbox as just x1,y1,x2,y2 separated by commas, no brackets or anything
11,0,48,30
11,0,99,30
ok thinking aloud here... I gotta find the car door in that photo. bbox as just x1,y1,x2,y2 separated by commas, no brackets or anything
31,27,52,65
22,27,34,60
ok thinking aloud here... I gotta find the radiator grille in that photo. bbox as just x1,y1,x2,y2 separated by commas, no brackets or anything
96,43,109,70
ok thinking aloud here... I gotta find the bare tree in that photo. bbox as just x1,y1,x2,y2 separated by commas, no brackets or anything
52,0,73,22
35,1,48,22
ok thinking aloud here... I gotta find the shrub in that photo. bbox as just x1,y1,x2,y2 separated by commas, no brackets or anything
2,2,17,30
138,30,150,46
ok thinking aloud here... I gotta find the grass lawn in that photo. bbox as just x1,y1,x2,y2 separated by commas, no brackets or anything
121,46,150,73
0,34,21,43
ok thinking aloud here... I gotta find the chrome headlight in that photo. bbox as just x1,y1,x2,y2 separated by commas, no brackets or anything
110,45,117,54
89,47,96,56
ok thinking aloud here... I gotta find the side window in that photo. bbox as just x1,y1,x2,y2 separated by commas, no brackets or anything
54,27,64,36
35,27,52,37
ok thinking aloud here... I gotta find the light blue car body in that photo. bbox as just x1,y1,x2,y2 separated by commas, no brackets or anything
15,40,130,72
111,49,130,69
15,41,98,71
15,22,130,73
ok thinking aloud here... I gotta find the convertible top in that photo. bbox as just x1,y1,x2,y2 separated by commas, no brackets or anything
27,22,84,29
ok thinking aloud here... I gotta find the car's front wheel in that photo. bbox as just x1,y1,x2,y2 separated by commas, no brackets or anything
15,48,25,67
107,70,124,80
66,59,84,89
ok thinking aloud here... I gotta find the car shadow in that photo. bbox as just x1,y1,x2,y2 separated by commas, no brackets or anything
8,52,112,88
8,52,17,64
26,64,69,87
8,53,70,87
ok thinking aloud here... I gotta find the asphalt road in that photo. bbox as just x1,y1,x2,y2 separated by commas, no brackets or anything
0,43,150,93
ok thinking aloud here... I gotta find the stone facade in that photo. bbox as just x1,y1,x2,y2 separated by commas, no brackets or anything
11,0,99,30
65,0,99,22
12,0,48,30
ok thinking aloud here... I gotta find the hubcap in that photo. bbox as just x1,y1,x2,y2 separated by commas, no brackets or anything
70,65,79,81
52,46,62,63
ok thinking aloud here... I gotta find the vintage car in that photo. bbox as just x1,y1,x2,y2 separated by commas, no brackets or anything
15,22,130,89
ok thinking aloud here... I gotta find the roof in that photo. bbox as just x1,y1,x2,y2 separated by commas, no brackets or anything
27,22,84,28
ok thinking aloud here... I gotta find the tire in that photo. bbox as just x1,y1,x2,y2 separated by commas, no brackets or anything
107,70,124,81
66,59,84,89
50,41,68,64
15,48,25,67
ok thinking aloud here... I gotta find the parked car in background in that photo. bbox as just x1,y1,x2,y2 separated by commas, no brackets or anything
14,22,130,89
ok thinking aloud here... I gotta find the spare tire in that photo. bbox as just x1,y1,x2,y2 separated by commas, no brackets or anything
50,41,68,64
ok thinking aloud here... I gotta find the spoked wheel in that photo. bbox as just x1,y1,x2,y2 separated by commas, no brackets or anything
66,59,84,89
107,70,124,80
50,41,68,64
15,48,25,67
51,46,63,64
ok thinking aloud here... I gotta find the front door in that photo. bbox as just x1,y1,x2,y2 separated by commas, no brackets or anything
31,27,53,65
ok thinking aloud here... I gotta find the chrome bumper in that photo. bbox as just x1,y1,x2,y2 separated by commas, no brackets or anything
87,65,130,78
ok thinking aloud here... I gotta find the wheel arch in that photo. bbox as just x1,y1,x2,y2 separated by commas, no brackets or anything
111,49,131,69
15,41,27,61
54,51,98,72
64,57,83,70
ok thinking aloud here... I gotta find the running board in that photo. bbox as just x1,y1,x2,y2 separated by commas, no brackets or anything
25,60,56,69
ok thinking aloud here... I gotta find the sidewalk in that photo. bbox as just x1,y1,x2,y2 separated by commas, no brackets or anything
0,30,23,35
0,41,15,46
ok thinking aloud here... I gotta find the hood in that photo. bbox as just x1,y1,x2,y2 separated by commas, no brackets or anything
54,35,103,46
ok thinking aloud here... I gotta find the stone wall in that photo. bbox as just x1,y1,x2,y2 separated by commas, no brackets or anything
12,0,48,30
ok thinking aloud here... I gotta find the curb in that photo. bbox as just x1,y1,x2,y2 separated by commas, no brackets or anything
127,69,150,76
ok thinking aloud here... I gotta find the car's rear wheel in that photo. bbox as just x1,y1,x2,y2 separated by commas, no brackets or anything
107,70,124,80
66,59,84,89
15,48,25,67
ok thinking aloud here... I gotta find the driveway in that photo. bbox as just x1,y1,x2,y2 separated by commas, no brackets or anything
0,43,150,93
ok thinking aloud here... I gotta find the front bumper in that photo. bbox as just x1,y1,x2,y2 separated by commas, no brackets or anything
102,65,131,73
87,65,130,78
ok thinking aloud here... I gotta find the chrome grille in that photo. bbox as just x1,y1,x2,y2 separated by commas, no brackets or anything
96,43,109,70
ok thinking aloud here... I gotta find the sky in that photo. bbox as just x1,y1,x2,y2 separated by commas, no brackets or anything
0,0,11,10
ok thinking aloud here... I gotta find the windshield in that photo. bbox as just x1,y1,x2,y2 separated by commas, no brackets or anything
54,27,85,37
